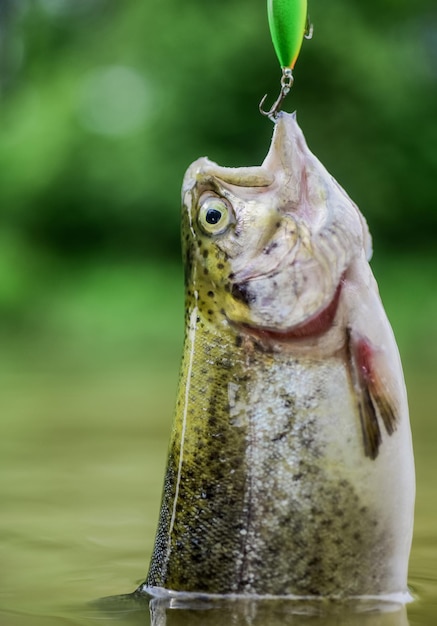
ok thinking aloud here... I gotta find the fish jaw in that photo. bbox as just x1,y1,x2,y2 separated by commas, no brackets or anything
262,111,332,228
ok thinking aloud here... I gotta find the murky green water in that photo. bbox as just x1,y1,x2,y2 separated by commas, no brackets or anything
0,260,436,625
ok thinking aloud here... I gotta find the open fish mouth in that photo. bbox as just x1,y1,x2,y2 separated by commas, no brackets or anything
235,280,343,342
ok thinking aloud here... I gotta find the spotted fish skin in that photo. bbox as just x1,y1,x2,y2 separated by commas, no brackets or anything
143,113,415,598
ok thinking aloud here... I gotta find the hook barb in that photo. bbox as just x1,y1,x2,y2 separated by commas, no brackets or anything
305,14,314,40
259,68,294,122
259,90,288,121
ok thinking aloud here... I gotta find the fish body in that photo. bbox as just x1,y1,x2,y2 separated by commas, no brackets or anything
142,113,415,598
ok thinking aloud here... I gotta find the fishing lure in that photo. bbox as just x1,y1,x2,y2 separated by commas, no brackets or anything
268,0,309,69
140,112,415,599
260,0,312,120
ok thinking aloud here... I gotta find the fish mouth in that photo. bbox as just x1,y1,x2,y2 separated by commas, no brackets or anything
237,280,343,342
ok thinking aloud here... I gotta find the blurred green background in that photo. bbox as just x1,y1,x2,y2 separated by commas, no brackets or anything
0,0,436,623
0,0,436,339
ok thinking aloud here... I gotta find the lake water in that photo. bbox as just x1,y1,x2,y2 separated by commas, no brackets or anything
0,260,435,625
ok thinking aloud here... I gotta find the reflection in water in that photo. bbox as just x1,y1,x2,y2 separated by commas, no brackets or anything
149,597,410,626
98,593,410,626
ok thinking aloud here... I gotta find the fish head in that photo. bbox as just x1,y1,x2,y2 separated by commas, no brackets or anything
181,112,371,339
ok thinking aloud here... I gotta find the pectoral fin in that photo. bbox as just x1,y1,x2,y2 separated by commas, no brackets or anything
347,328,398,459
357,384,382,461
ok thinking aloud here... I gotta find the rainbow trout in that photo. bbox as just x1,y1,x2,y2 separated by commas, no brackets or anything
141,112,415,598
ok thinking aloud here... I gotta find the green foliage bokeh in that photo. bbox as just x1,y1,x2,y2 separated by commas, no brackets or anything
0,0,436,333
1,6,437,618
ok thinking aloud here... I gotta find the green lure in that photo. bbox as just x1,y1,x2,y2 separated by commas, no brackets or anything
267,0,308,69
260,0,311,119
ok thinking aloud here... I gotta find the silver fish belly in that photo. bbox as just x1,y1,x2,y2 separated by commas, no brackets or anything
142,112,415,599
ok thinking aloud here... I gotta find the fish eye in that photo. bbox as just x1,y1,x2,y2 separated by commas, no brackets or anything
198,194,234,236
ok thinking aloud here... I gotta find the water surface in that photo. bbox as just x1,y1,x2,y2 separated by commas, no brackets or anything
0,260,436,625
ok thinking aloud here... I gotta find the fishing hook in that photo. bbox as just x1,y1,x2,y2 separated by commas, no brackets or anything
259,67,294,122
305,14,314,39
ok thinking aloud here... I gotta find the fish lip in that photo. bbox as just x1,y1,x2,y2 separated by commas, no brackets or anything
234,279,344,342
